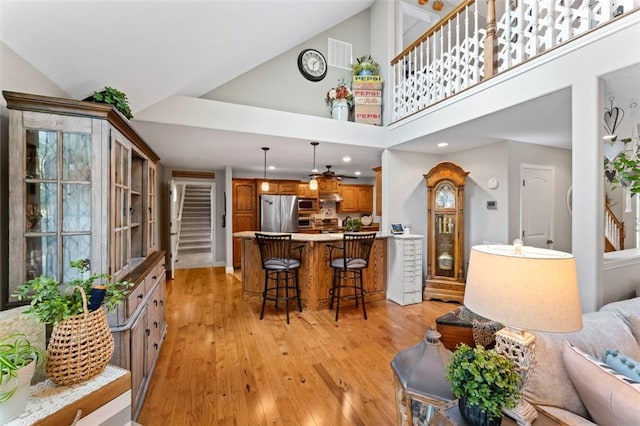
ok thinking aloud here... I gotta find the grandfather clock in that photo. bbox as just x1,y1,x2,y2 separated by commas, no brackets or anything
424,162,469,302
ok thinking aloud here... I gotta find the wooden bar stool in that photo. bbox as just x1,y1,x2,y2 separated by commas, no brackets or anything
327,233,377,321
255,233,303,324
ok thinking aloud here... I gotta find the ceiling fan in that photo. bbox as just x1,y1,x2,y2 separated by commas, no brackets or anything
309,165,358,180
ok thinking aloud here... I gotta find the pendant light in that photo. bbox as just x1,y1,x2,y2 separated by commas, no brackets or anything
309,142,319,191
261,147,270,191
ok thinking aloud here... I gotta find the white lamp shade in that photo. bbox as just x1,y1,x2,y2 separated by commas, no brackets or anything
261,181,269,191
309,178,318,191
464,244,583,333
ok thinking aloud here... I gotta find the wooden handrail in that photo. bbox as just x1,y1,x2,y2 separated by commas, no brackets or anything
605,203,625,250
391,0,477,65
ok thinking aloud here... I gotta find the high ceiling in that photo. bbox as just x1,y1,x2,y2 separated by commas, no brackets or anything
1,1,638,179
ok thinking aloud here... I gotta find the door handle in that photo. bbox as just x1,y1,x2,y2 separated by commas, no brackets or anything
547,239,554,244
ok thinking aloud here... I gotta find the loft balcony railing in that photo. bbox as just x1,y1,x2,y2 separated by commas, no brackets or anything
391,0,624,122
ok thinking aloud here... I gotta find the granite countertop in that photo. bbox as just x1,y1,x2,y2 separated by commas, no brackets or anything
233,231,390,241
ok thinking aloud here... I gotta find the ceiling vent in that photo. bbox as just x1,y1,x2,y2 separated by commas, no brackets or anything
328,38,352,70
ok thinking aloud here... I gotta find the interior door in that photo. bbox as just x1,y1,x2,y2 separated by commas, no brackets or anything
168,179,180,279
520,165,554,249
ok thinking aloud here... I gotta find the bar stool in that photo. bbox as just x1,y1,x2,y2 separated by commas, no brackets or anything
327,232,377,321
255,233,303,324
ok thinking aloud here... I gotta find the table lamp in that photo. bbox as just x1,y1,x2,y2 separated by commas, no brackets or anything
464,241,583,425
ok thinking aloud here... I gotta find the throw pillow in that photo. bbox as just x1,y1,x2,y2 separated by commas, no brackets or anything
563,341,640,426
604,349,640,382
525,311,640,418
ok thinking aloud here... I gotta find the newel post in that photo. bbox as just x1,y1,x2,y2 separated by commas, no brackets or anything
483,0,497,79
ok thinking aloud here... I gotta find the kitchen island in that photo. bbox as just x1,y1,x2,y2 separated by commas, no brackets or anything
233,231,389,311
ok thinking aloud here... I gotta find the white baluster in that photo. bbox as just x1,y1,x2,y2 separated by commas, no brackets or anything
474,1,480,82
516,0,525,64
455,14,461,93
547,0,556,48
505,0,512,69
531,0,540,56
465,5,470,86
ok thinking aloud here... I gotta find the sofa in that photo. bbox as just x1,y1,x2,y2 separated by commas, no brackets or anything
524,297,640,425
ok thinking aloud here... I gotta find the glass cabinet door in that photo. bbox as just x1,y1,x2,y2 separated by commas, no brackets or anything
434,213,456,277
112,135,132,280
14,127,93,302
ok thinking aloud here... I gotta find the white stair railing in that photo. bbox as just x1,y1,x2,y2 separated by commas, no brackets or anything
605,203,625,251
392,0,617,122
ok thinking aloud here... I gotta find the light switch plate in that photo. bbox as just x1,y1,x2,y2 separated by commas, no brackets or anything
487,200,497,209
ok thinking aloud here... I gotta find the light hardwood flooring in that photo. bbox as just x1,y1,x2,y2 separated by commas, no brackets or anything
138,267,457,425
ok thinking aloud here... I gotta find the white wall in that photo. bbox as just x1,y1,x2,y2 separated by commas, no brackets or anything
448,142,510,259
202,10,371,119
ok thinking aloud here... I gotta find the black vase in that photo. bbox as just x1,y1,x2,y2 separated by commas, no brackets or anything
458,397,502,426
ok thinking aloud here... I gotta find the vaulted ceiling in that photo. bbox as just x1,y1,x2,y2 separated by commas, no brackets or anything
2,1,638,179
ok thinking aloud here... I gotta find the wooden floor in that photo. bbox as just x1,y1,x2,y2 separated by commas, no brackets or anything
138,267,457,425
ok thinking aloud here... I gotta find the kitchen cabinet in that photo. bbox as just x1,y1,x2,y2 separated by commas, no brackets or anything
318,178,339,193
276,180,299,194
257,180,278,194
3,91,160,304
373,166,382,216
232,179,257,268
110,251,166,419
423,162,469,303
388,235,423,305
298,182,319,199
337,184,373,213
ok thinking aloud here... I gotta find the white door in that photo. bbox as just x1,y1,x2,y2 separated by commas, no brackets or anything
168,180,180,279
520,165,555,249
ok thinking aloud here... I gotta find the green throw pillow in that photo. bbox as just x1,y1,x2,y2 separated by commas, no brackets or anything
604,349,640,382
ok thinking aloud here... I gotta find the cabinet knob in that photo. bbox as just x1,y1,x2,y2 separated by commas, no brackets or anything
154,321,158,328
138,293,144,299
154,343,159,350
154,300,158,306
152,276,157,280
145,329,150,336
160,300,164,306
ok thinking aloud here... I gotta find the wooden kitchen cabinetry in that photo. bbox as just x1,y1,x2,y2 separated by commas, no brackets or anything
424,162,469,303
298,182,319,199
232,179,257,268
276,180,299,194
4,91,165,420
338,184,373,213
373,166,382,216
318,178,339,193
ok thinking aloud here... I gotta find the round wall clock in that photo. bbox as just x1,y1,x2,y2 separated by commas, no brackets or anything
297,49,327,82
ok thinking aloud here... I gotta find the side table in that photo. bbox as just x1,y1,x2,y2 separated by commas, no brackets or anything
431,400,565,425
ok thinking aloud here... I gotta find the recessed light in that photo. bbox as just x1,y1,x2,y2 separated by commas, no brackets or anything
268,166,276,170
355,171,361,176
342,156,351,162
437,142,449,148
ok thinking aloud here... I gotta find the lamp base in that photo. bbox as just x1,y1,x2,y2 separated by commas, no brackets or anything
495,327,538,426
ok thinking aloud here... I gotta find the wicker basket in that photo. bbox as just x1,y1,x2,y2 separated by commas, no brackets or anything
45,286,114,385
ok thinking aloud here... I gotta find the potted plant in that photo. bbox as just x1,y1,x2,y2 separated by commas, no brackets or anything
445,344,522,426
0,334,45,423
14,259,132,325
84,86,134,119
325,78,353,121
14,259,133,385
344,217,362,232
352,55,379,76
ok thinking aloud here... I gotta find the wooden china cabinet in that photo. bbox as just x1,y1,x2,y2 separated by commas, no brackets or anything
423,162,469,303
4,91,165,419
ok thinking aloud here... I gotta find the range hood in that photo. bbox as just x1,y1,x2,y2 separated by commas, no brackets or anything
319,192,343,202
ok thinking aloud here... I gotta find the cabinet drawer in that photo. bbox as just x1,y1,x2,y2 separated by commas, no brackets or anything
126,283,146,318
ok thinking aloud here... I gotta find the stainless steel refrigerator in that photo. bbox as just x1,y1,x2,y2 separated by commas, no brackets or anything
260,195,299,232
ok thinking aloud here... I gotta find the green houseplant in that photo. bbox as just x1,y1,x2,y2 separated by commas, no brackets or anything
352,55,379,76
344,217,362,232
85,86,134,119
604,136,640,197
0,334,45,423
445,344,522,426
14,259,133,325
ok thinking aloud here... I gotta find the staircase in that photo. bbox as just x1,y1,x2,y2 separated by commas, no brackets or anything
178,185,212,253
605,203,625,252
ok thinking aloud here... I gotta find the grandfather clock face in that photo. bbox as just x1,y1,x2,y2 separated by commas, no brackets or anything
435,183,455,209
